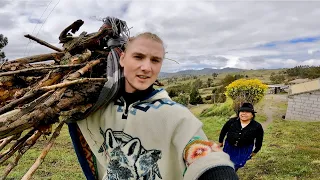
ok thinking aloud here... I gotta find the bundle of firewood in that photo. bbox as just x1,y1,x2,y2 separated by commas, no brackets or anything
0,17,133,179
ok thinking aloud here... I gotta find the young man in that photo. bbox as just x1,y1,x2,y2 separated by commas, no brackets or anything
68,32,238,180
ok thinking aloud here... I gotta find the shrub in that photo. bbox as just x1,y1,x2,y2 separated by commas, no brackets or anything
225,78,268,112
172,93,189,106
189,87,203,105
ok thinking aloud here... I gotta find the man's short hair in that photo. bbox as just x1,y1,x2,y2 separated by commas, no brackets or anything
124,32,165,52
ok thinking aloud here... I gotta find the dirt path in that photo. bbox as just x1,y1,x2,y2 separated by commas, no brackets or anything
261,94,288,129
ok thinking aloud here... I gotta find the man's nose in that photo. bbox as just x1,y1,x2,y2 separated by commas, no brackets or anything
140,59,152,72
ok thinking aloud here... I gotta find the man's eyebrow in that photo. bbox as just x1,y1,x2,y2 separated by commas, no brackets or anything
132,52,163,60
132,52,145,56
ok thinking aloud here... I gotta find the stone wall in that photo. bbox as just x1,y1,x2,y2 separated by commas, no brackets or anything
285,90,320,121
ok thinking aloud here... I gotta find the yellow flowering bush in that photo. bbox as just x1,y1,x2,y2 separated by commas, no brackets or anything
225,78,268,112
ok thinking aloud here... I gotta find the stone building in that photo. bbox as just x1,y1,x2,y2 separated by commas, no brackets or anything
285,79,320,121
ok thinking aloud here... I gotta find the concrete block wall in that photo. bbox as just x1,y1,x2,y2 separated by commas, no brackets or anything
285,90,320,121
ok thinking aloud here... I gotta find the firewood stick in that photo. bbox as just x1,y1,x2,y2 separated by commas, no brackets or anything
68,59,102,78
0,59,103,139
24,34,63,52
0,90,54,124
0,135,15,152
0,129,36,164
0,77,105,115
0,131,42,180
0,64,84,77
40,78,106,91
21,121,64,180
9,52,64,64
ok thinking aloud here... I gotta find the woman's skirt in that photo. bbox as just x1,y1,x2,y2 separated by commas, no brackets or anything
223,140,254,170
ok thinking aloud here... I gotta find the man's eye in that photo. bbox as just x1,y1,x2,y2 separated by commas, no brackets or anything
134,56,142,59
152,59,160,63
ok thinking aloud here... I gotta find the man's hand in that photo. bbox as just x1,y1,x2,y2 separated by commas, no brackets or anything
211,142,223,152
217,142,223,147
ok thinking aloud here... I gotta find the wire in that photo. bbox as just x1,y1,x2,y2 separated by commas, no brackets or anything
24,0,53,56
26,0,61,56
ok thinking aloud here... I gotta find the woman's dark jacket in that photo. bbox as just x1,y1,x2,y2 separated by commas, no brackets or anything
219,117,264,153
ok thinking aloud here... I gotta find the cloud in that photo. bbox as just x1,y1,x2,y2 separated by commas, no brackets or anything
1,0,320,72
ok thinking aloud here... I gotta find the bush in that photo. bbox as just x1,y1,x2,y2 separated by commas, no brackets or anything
200,98,234,117
189,87,203,105
205,95,212,100
225,78,268,112
172,93,189,106
211,93,226,103
270,72,285,84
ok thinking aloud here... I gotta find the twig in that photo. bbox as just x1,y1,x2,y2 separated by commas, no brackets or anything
0,64,84,77
0,90,53,123
9,52,64,64
21,121,64,180
0,135,15,152
0,129,36,164
40,78,106,91
1,131,42,180
24,34,63,52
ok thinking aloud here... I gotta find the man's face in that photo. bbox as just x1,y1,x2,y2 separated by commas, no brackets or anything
239,111,253,121
120,37,164,93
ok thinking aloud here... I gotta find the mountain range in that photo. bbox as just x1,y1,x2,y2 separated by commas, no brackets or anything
158,67,245,78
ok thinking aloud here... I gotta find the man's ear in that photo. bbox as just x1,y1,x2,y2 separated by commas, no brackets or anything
119,52,125,68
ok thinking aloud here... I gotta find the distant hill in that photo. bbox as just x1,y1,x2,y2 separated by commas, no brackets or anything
159,67,245,78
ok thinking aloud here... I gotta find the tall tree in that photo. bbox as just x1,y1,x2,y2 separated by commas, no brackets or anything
0,34,8,62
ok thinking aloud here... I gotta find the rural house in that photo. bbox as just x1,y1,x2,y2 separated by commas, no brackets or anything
285,78,320,121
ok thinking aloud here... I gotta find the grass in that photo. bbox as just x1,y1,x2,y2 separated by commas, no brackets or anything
193,95,319,179
0,125,85,180
237,118,320,179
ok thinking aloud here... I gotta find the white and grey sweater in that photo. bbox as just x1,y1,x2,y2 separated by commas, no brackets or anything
75,87,236,180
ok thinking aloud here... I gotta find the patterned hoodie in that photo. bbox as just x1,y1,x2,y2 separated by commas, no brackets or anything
68,88,235,180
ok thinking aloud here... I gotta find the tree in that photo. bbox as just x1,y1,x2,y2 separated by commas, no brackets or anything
270,72,285,84
193,78,203,89
207,78,213,87
189,87,203,105
0,34,8,62
225,78,268,112
172,93,189,106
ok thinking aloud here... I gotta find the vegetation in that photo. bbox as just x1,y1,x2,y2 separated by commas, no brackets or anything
189,87,203,105
286,65,320,79
0,34,8,62
269,72,286,84
225,78,268,112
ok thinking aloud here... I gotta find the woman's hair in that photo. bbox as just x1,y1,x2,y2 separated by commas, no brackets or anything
124,32,165,52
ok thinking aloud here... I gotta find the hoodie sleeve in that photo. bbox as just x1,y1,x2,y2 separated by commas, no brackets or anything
171,109,235,180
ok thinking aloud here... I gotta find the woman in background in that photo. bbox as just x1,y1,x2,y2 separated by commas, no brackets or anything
218,102,264,172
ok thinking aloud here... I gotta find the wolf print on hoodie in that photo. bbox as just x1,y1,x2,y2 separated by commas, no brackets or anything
99,128,162,180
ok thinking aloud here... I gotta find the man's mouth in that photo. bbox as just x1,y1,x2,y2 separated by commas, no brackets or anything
137,75,149,79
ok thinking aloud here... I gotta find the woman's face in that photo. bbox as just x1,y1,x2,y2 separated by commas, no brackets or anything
239,111,253,121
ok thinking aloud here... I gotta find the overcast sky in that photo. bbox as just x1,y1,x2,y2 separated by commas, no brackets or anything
1,0,320,72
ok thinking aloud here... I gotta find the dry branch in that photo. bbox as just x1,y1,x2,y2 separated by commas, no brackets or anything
0,63,84,77
21,121,64,180
8,52,65,64
0,135,16,152
40,78,106,91
24,34,63,52
0,129,36,164
1,131,42,180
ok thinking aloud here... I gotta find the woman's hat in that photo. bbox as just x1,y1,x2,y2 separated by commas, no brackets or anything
239,102,256,113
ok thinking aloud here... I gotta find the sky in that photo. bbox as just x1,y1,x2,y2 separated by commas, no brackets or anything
1,0,320,73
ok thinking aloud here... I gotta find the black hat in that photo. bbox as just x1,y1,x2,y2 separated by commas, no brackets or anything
239,102,256,114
